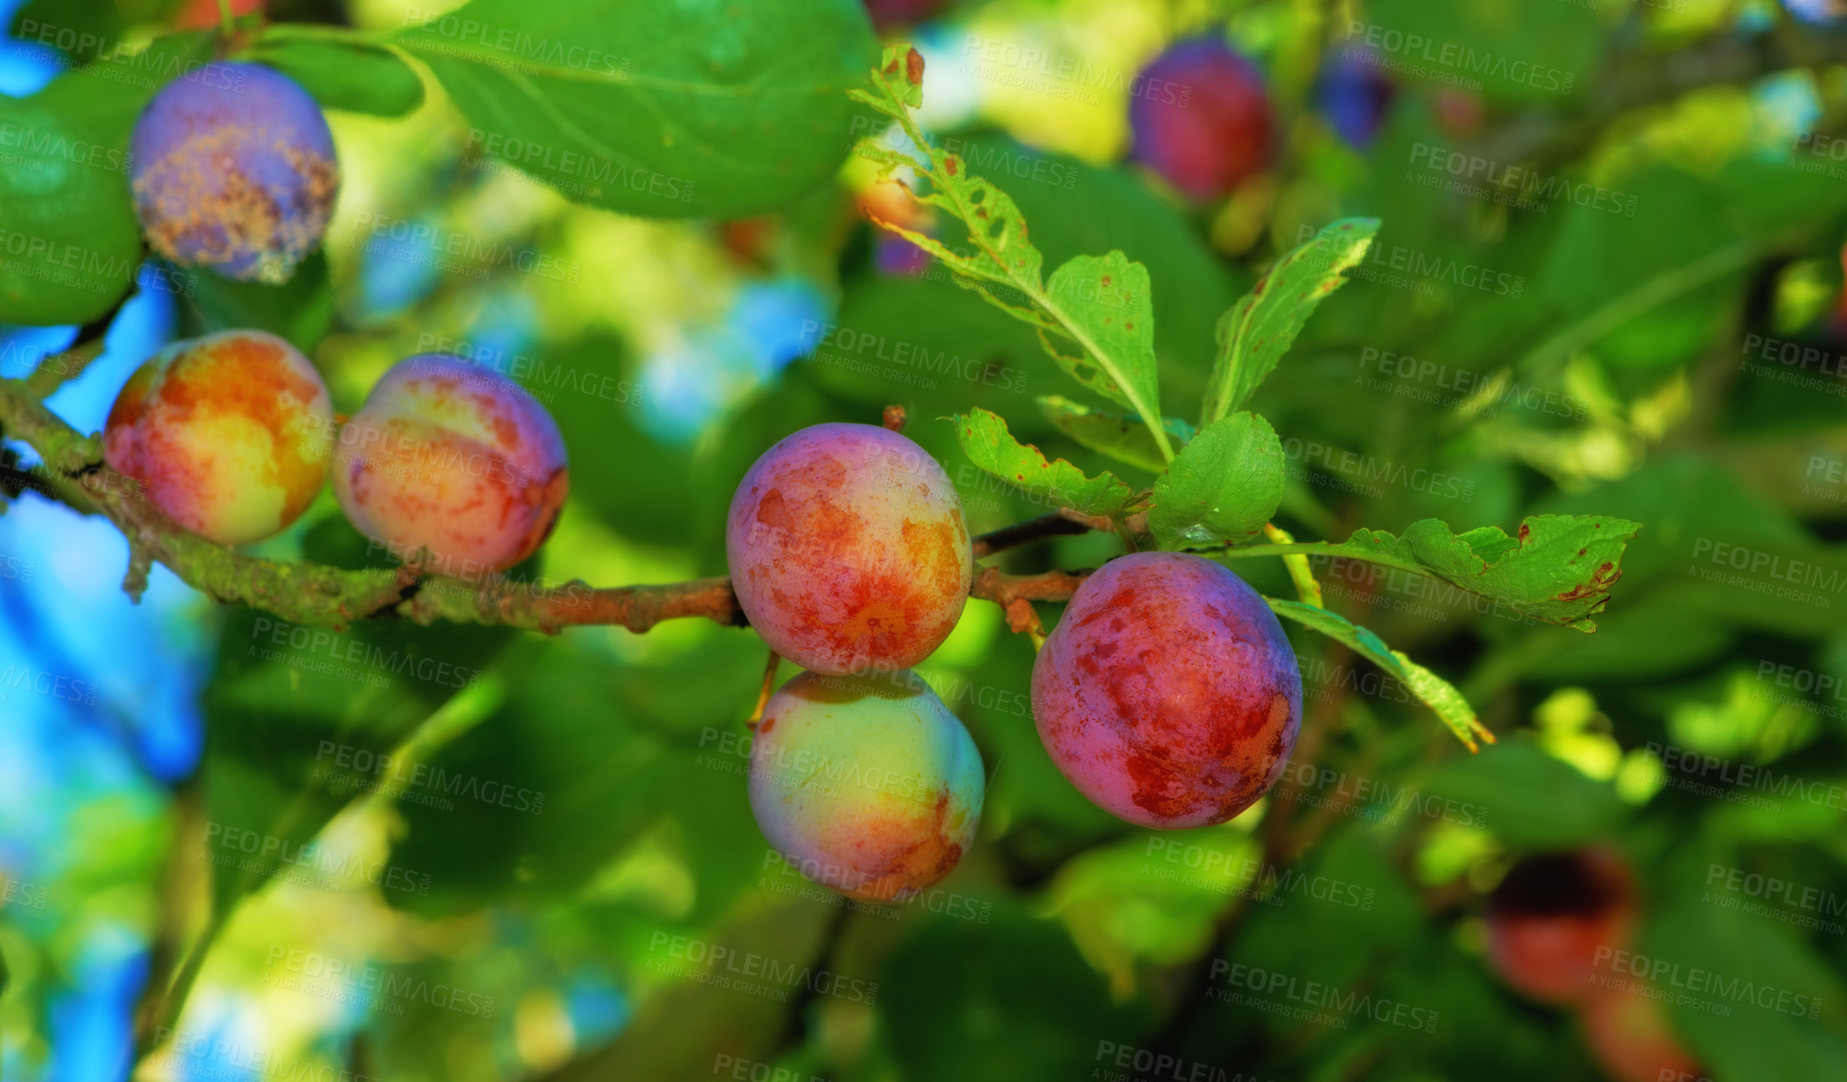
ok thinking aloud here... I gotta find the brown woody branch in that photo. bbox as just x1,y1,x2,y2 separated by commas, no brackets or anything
0,376,1093,633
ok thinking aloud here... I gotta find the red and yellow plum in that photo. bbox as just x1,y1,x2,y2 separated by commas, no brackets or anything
1030,552,1301,829
103,330,333,545
726,423,972,674
1128,39,1274,200
330,355,569,578
131,61,338,283
1487,848,1636,1005
749,670,984,901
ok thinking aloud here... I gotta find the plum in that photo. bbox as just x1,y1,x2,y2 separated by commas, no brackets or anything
726,423,972,674
1316,50,1395,148
750,670,984,901
1128,38,1275,200
330,355,568,579
131,61,338,283
1030,552,1301,829
1487,848,1637,1005
103,329,333,545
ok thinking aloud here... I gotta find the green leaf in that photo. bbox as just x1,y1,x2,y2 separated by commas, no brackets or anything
0,34,214,324
1037,395,1194,474
1268,597,1492,750
1231,514,1641,632
170,251,333,352
851,44,1173,462
243,37,424,117
954,408,1138,518
1041,251,1160,416
395,0,876,218
1422,741,1623,844
1148,412,1284,549
1201,218,1379,425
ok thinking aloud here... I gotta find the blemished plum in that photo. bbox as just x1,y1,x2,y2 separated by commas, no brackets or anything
1486,848,1636,1005
1128,38,1275,200
1030,552,1301,829
1580,982,1704,1082
749,670,984,901
103,330,333,545
726,423,972,675
131,61,338,283
330,355,569,578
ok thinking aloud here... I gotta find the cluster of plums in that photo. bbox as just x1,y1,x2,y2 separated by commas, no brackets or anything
727,424,1303,901
103,331,569,573
108,56,570,571
1486,848,1703,1082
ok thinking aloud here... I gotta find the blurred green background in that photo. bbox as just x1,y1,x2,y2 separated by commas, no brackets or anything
4,0,1847,1080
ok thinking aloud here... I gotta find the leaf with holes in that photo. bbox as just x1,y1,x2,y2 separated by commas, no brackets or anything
851,43,1174,462
1201,218,1378,425
954,408,1139,518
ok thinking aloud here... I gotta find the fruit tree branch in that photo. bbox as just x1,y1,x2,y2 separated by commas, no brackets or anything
0,376,1093,632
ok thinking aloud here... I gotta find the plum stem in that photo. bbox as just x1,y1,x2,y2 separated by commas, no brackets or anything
215,0,234,35
746,651,781,728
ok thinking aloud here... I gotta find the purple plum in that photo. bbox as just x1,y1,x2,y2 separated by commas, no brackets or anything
1031,552,1301,828
131,61,338,283
1128,38,1275,200
726,423,972,675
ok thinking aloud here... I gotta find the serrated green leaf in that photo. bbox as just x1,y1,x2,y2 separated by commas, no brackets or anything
1231,514,1641,631
243,37,424,117
852,43,1174,462
1037,395,1194,474
1148,412,1284,549
397,0,876,218
1201,218,1379,425
1267,597,1492,750
954,407,1138,517
0,34,214,324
